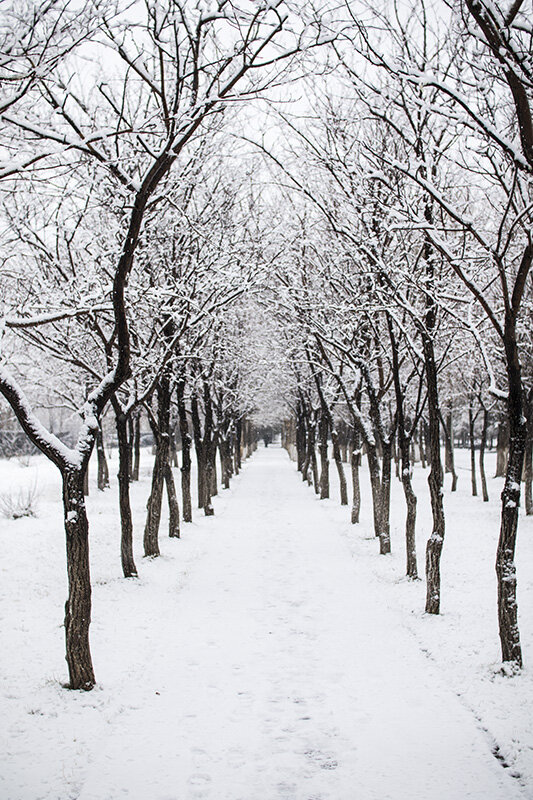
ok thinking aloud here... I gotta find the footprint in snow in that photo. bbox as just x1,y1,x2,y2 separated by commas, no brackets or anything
305,749,339,770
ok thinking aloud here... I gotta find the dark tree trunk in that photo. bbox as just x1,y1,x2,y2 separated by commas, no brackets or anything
524,391,533,515
318,411,329,499
209,436,218,497
309,416,319,493
422,210,445,614
469,402,478,497
127,416,134,480
165,463,180,537
296,404,306,473
367,444,383,540
379,439,392,555
393,435,400,480
479,407,489,502
203,384,215,516
350,431,361,524
420,421,427,469
402,457,418,579
112,399,138,578
83,463,89,496
62,468,95,690
442,407,458,491
96,427,109,491
331,428,348,505
144,374,172,557
235,418,242,474
496,323,525,668
176,376,192,522
191,395,206,511
219,435,231,490
302,416,312,484
424,332,445,614
387,314,418,578
132,412,140,482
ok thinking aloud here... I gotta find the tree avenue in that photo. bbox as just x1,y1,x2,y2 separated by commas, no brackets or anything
0,0,532,689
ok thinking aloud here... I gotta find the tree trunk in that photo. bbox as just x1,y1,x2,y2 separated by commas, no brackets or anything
496,323,525,668
144,375,171,557
420,420,427,469
469,402,477,497
350,431,361,524
62,467,95,690
113,400,138,578
191,394,206,511
176,376,192,522
96,427,109,491
387,314,418,578
524,391,533,515
441,407,458,491
127,415,134,480
318,411,329,499
235,418,242,474
296,404,306,473
479,407,489,502
302,416,312,484
331,429,348,505
367,444,382,540
310,417,319,494
202,384,215,516
379,439,392,555
423,338,445,614
132,412,140,482
165,463,180,538
402,458,418,579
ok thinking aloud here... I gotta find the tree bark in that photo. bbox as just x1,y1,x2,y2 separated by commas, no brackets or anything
350,430,361,524
165,463,180,538
367,444,383,540
331,427,348,505
112,399,138,578
176,375,192,522
318,411,329,499
96,426,109,491
387,314,418,578
62,468,95,690
143,374,172,557
479,406,489,502
424,332,445,614
524,391,533,515
496,321,525,668
132,412,140,482
442,406,458,491
469,401,478,497
379,439,392,555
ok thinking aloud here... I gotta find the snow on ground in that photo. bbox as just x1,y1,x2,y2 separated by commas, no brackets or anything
0,443,532,799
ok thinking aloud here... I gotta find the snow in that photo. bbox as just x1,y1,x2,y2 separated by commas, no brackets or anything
1,445,532,799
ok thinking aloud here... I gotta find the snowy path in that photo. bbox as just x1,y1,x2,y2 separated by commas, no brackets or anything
77,446,521,800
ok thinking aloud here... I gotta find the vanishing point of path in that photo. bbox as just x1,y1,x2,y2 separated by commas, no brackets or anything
78,446,522,800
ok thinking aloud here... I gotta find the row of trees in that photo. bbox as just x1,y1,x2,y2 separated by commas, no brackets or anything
0,0,324,689
262,0,533,672
1,0,532,685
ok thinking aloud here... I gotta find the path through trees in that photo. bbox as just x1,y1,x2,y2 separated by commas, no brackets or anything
5,446,518,800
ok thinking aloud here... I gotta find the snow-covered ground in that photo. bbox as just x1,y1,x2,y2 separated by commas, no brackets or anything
0,443,532,799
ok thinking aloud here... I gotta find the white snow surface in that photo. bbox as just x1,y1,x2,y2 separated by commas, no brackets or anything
1,444,532,799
